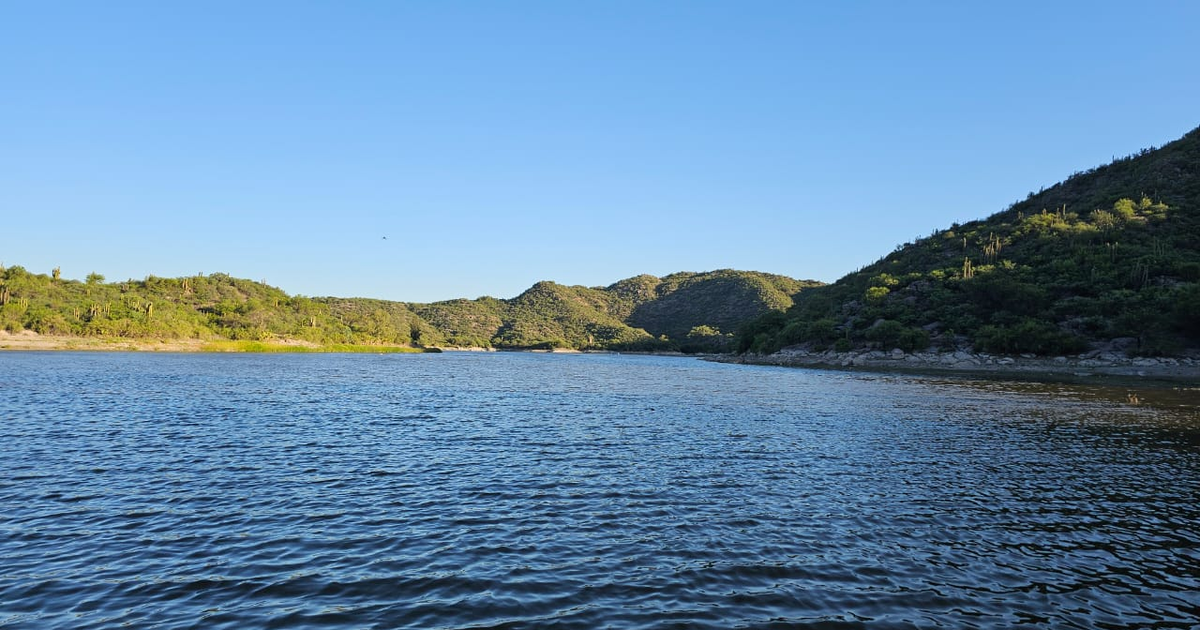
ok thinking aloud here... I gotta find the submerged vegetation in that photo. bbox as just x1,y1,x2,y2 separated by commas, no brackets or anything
0,266,818,352
738,125,1200,358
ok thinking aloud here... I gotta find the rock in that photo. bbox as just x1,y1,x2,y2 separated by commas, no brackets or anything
890,348,905,359
1133,358,1159,367
997,358,1015,365
953,351,972,361
1111,337,1138,351
1052,356,1067,364
1020,353,1036,359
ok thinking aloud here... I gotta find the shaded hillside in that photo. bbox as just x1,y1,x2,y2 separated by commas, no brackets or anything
0,264,818,352
627,270,819,342
410,297,505,349
740,125,1200,357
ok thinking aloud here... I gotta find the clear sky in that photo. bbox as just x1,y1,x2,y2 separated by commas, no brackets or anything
3,1,1198,302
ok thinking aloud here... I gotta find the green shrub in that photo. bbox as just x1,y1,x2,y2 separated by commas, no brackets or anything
974,319,1086,355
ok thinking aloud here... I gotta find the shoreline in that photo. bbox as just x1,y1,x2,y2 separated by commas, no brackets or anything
714,347,1200,386
0,331,431,353
5,330,1198,386
0,332,679,356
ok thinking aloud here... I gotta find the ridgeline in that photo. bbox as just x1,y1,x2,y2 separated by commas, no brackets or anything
7,125,1197,360
738,125,1200,359
0,267,820,352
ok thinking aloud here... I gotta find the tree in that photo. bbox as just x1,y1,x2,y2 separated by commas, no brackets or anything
1113,198,1136,220
864,286,890,303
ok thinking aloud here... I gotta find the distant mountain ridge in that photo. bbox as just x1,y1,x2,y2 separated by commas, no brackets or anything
739,125,1200,357
0,266,821,352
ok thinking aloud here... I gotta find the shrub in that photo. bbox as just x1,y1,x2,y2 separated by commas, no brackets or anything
974,319,1086,355
864,286,890,303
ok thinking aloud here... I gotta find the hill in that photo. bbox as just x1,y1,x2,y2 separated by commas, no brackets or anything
627,271,815,343
411,270,821,351
0,266,819,352
739,125,1200,358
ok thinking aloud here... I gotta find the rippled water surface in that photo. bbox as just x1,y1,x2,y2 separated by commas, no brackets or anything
2,351,1198,629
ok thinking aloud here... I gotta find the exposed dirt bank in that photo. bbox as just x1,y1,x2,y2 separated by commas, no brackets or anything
0,331,400,353
0,330,213,352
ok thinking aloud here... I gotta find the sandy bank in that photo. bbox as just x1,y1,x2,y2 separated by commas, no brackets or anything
0,330,212,352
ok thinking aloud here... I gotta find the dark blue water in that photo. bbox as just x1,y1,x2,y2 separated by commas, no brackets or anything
1,351,1198,629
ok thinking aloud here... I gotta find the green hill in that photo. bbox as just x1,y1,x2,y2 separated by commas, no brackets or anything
627,271,818,343
0,264,818,352
739,125,1200,358
492,281,652,350
410,297,505,349
410,270,820,351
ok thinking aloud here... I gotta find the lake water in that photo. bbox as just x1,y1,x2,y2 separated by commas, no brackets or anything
1,351,1198,629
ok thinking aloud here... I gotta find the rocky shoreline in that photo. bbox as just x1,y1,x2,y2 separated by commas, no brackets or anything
717,346,1200,383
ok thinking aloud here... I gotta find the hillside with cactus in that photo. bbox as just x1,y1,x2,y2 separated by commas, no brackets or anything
738,125,1200,358
0,265,819,352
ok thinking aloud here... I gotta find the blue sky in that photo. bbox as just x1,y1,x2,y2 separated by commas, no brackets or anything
3,1,1198,302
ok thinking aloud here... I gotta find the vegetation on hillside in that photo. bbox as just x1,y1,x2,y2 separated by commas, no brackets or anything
738,125,1200,357
0,264,816,352
407,270,820,351
627,271,819,351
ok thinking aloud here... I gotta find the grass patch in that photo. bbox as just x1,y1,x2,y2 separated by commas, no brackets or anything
199,340,433,353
